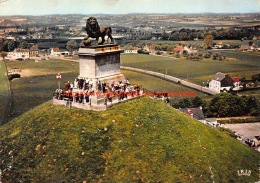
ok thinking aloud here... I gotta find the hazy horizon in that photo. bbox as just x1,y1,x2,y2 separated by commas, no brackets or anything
0,0,259,16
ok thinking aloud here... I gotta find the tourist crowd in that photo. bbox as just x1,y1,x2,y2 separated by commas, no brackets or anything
53,77,143,104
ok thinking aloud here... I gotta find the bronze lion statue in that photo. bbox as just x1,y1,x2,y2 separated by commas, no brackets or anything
84,17,114,45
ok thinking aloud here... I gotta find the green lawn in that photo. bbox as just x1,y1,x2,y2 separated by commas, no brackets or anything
5,59,79,120
0,61,11,124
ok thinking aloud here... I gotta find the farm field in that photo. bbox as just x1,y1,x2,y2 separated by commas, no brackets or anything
121,52,260,85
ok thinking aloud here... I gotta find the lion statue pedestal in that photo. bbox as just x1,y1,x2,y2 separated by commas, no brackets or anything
77,44,125,93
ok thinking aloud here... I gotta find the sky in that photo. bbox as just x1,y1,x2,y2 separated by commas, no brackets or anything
0,0,259,16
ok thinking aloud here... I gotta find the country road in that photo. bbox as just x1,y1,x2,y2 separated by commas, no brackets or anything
120,66,219,95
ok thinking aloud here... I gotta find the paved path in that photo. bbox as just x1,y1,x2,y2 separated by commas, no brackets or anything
120,66,219,95
223,123,260,140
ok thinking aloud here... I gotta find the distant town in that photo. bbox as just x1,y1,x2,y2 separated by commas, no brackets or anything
0,13,259,49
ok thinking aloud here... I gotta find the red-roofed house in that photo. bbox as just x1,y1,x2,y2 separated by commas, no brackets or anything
174,45,184,54
232,77,243,91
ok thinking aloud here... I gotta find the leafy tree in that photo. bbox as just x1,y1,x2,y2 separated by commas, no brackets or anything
7,40,17,51
177,98,192,108
241,96,259,116
179,32,188,40
0,51,7,60
252,73,260,81
18,41,29,49
66,40,78,53
171,97,207,109
191,96,204,108
209,93,259,117
203,34,214,48
1,40,9,52
0,39,4,51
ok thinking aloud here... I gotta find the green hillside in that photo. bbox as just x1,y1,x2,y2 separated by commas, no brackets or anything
0,61,11,124
0,97,259,182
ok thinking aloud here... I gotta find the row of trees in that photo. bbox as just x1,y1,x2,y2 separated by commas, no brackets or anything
161,27,259,41
171,93,259,117
0,39,30,52
121,27,258,41
0,38,79,54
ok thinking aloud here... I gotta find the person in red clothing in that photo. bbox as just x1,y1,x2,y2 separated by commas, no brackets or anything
79,91,84,103
65,81,70,90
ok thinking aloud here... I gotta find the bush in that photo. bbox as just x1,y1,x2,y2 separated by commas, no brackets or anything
137,49,149,54
203,52,211,58
8,73,21,80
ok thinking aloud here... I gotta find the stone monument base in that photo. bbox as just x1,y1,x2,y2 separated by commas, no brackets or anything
77,44,125,90
90,95,105,105
97,73,126,84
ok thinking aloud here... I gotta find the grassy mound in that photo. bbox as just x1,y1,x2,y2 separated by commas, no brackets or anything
0,97,259,182
0,61,11,124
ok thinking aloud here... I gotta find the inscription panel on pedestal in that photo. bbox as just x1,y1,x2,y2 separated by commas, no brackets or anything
95,53,120,78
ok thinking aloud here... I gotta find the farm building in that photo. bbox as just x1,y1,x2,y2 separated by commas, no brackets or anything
209,72,234,92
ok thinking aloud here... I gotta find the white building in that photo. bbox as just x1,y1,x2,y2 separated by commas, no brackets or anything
6,45,39,60
209,72,234,93
7,49,30,60
124,50,138,54
50,48,69,57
